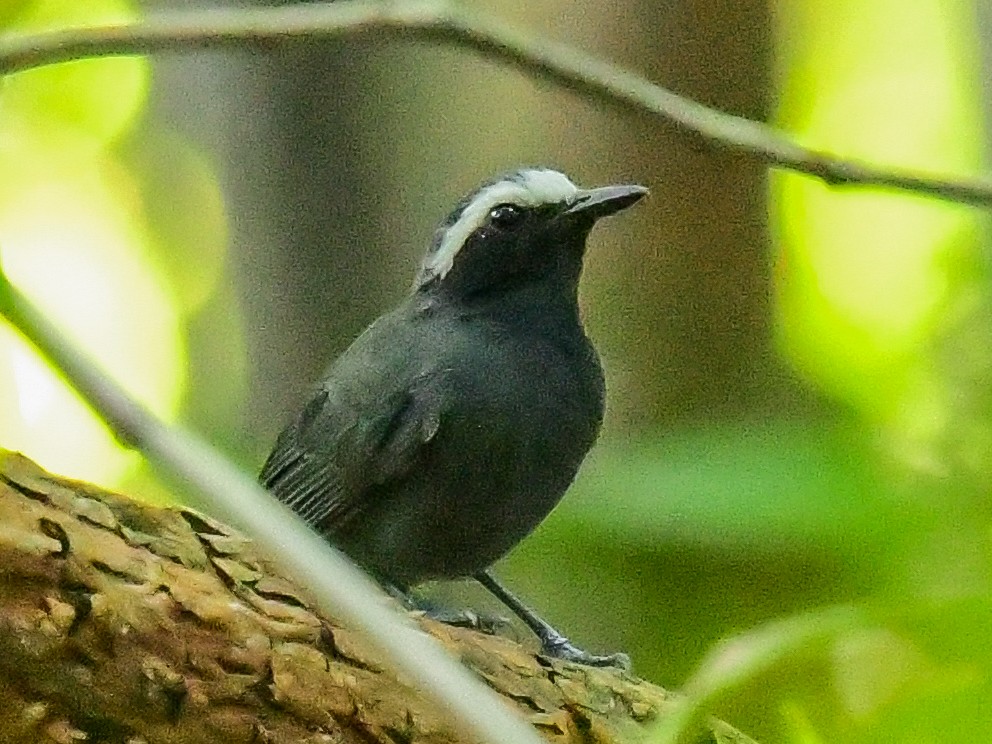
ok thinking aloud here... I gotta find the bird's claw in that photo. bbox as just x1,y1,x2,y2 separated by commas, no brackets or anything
426,608,513,636
539,635,631,670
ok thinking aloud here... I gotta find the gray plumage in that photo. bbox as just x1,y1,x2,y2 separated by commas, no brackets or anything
261,168,646,592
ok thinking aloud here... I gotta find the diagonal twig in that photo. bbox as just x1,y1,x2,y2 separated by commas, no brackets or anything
0,0,990,207
0,260,547,744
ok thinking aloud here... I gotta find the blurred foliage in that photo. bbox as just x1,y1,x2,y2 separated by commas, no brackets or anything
3,1,992,743
503,1,991,743
0,0,244,492
508,1,991,743
773,0,985,435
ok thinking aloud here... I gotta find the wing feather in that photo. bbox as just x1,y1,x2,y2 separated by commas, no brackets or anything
260,371,444,537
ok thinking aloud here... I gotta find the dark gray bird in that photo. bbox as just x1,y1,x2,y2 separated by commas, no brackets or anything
261,168,647,666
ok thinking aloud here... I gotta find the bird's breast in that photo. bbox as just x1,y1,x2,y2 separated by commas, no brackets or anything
336,307,606,584
413,322,603,557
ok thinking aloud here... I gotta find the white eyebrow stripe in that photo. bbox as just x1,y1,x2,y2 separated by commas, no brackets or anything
424,169,579,281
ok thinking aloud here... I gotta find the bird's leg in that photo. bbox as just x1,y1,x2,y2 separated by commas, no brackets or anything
474,569,630,669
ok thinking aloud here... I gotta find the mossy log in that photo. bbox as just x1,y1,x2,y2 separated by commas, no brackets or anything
0,450,755,744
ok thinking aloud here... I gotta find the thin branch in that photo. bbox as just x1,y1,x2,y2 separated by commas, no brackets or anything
0,268,546,744
1,0,990,207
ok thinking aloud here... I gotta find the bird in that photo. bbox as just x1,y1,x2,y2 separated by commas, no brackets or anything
260,168,647,666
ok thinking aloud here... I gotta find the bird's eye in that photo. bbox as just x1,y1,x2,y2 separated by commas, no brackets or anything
488,204,524,229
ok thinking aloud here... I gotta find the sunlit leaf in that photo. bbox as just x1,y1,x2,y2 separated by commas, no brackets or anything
772,0,984,428
0,0,32,28
0,152,185,484
1,0,148,151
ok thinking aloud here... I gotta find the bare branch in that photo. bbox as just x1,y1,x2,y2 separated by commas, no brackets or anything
1,0,990,207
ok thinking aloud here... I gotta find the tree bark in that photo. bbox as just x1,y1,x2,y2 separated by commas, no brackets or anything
0,449,755,744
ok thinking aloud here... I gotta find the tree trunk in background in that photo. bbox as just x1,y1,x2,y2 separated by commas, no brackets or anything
149,0,403,445
595,0,785,427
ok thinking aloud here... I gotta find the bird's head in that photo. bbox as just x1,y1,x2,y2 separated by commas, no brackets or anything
415,168,647,300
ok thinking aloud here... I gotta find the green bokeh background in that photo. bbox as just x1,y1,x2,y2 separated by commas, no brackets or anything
2,0,991,742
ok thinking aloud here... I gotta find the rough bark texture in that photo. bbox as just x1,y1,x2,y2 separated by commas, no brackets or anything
0,450,755,744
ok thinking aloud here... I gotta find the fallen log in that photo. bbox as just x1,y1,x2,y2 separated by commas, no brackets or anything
0,449,755,744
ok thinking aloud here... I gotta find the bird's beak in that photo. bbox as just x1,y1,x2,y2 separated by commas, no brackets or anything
563,184,649,221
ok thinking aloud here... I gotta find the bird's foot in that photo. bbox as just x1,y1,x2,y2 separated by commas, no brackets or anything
425,608,512,636
384,583,420,610
539,632,631,670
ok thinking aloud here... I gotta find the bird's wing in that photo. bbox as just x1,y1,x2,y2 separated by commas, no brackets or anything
259,371,444,534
